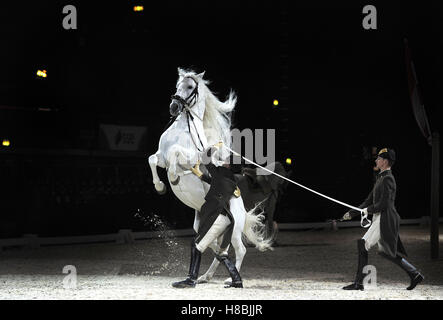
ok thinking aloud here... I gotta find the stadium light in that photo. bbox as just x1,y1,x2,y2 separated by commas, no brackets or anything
2,139,10,147
273,99,279,107
285,157,292,165
133,5,144,12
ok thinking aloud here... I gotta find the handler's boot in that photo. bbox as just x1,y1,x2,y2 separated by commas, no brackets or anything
216,254,243,288
172,240,201,288
378,252,424,290
343,239,367,290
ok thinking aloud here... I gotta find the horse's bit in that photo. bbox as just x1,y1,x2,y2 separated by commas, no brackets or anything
171,76,199,111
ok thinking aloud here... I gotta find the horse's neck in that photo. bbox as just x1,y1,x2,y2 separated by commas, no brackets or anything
188,99,205,122
194,99,226,147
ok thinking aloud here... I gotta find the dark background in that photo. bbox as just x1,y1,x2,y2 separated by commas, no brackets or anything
0,0,441,237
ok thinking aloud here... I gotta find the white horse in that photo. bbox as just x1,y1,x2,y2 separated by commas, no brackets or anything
148,68,273,284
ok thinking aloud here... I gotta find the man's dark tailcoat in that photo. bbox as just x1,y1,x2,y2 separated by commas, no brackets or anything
194,147,237,250
350,170,407,257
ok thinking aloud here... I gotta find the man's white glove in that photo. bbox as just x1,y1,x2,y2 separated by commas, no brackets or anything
342,212,352,221
360,207,371,228
210,141,226,166
201,142,223,166
213,141,223,149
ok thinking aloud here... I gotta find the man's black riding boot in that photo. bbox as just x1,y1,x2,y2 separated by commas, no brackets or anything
217,254,243,288
172,240,201,288
379,252,424,290
343,239,367,290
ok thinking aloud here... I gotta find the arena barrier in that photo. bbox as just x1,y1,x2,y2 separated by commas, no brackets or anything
0,217,441,251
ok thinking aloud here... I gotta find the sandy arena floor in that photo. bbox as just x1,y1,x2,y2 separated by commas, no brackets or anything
0,225,442,300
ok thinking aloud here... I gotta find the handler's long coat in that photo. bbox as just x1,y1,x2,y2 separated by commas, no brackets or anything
195,148,237,250
351,170,407,258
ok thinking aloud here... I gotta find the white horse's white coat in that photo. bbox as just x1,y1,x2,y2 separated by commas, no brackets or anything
148,68,272,284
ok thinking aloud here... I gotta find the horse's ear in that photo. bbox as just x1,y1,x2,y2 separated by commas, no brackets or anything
196,71,205,80
177,67,186,77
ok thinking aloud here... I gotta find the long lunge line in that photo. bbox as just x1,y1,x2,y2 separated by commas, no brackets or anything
223,145,371,228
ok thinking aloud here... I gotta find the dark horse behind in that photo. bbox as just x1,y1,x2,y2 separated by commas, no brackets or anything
234,161,291,243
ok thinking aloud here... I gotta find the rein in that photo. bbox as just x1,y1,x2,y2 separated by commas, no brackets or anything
223,144,372,228
185,109,205,152
163,115,178,131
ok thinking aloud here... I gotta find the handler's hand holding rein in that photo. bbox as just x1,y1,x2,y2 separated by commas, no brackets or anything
342,209,372,228
200,141,227,167
360,208,371,228
342,212,352,220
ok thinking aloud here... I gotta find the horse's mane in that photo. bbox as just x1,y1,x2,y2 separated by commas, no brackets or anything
178,68,237,149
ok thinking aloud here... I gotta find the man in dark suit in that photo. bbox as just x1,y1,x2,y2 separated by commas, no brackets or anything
342,148,424,290
172,142,243,288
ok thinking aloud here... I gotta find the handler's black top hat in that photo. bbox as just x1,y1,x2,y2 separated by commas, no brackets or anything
377,148,396,161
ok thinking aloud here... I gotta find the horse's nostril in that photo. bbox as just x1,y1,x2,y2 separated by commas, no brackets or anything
170,102,180,116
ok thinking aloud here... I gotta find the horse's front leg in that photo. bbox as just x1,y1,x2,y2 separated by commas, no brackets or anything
148,151,167,194
167,145,198,177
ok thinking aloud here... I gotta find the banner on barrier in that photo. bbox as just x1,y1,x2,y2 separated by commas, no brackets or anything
99,124,147,151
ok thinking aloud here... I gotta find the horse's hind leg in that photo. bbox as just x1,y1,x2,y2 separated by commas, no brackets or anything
198,235,246,286
197,240,223,284
197,258,220,284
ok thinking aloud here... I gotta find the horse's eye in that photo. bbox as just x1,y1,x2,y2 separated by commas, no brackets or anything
188,85,193,90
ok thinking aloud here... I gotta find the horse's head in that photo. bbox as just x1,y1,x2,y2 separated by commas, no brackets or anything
170,68,205,117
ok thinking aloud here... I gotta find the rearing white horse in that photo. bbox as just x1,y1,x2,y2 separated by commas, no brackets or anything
148,68,273,285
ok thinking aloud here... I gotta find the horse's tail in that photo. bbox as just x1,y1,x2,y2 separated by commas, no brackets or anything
242,201,274,252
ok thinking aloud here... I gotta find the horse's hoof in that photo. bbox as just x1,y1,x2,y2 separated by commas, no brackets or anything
224,278,232,285
155,181,167,195
197,280,209,284
197,277,210,284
